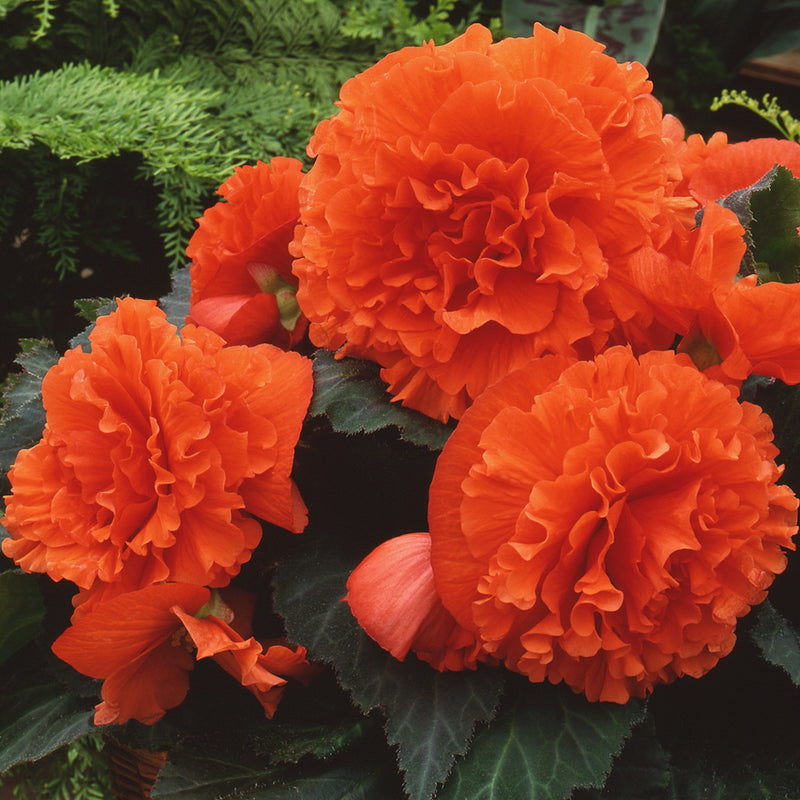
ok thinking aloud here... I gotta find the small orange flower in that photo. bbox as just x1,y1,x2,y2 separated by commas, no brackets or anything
187,158,307,348
2,298,313,594
52,583,316,725
294,23,684,421
628,201,800,384
349,348,797,702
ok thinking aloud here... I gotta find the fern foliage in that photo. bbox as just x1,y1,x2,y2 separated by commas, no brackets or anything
0,0,481,280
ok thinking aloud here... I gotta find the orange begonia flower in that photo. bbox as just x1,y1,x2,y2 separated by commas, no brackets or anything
52,583,316,725
660,115,729,202
349,348,797,703
628,202,800,384
2,298,313,594
187,157,308,348
688,137,800,204
293,23,685,422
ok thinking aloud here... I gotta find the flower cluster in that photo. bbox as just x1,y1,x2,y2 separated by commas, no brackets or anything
309,24,800,701
4,20,800,727
2,297,316,723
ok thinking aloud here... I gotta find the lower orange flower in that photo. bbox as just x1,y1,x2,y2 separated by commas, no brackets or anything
52,583,316,725
348,347,798,702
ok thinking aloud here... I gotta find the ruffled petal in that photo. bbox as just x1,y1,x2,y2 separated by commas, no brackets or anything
346,532,491,670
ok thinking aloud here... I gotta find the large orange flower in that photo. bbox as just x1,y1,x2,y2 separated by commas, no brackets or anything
52,583,317,725
2,298,313,594
187,157,307,348
293,23,683,421
348,347,797,702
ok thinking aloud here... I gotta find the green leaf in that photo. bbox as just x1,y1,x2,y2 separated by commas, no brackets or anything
153,750,401,800
68,298,118,351
579,714,670,799
252,721,372,765
749,165,800,283
272,535,504,800
439,677,646,800
748,600,800,686
0,338,60,474
0,679,95,773
502,0,668,64
0,570,45,666
160,265,192,331
663,745,800,800
310,350,454,451
73,297,117,324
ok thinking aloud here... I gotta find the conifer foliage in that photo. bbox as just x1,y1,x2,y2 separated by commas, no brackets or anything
0,0,475,275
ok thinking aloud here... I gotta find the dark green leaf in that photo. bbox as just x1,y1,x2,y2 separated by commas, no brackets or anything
748,600,800,686
0,338,59,473
272,535,504,800
439,678,646,800
502,0,667,64
153,752,399,800
152,724,404,800
714,167,776,277
0,570,45,666
73,297,117,324
0,679,95,772
68,298,118,351
577,713,670,799
310,350,454,451
249,720,372,766
664,747,800,800
750,165,800,283
160,265,192,330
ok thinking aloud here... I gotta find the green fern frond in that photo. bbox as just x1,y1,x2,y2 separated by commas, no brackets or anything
30,0,55,40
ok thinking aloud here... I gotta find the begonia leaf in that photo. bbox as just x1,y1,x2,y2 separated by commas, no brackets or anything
159,265,192,330
661,745,800,800
0,678,95,772
68,297,117,350
0,570,45,666
749,165,800,283
272,535,504,800
310,350,454,451
437,676,645,800
502,0,667,64
748,600,800,686
251,720,372,765
73,296,117,324
152,730,403,800
0,338,59,474
578,715,670,799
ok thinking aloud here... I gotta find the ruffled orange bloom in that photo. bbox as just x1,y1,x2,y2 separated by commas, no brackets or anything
187,157,307,348
628,201,800,384
350,348,797,702
2,298,313,594
660,115,729,202
294,23,683,421
688,137,800,204
52,583,316,725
